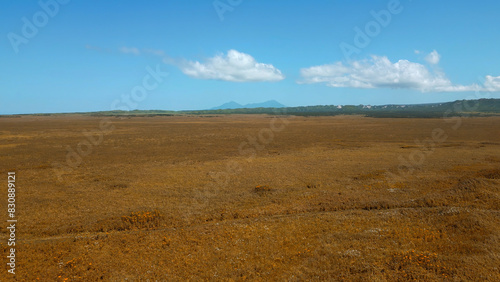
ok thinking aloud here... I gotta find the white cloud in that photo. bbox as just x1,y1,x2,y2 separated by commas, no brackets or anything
299,55,483,92
484,75,500,91
143,48,165,56
119,47,141,55
178,50,285,82
414,50,421,54
425,50,441,65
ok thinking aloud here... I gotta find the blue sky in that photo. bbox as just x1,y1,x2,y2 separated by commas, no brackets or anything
1,0,500,114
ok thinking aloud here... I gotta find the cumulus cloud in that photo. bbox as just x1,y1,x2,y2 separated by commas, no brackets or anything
484,75,500,91
119,47,141,55
425,50,441,65
178,50,285,82
299,55,485,92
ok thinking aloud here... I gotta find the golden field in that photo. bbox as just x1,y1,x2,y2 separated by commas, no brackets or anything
0,114,499,281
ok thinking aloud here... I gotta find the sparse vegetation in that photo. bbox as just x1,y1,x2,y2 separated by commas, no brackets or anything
0,114,499,280
7,98,499,118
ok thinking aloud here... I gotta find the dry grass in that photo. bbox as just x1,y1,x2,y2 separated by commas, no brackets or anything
0,115,499,280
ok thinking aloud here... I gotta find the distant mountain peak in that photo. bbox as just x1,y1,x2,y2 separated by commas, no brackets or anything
211,101,243,110
210,100,285,110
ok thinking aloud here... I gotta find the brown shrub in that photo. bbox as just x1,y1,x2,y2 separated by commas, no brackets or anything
121,210,163,230
476,168,500,179
254,185,272,193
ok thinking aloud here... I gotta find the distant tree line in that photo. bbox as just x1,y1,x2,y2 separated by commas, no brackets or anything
11,98,500,118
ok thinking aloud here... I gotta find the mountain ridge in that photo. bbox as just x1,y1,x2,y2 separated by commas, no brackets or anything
3,99,500,118
210,100,285,110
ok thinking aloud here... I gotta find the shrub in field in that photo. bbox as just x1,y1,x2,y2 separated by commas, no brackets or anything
254,185,272,193
121,210,163,230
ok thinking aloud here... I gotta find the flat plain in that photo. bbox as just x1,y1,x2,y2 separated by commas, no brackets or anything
0,114,499,280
